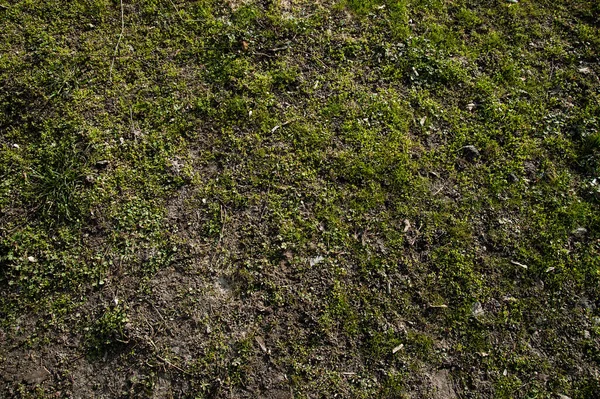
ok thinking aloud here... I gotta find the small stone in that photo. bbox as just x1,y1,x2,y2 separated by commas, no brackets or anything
27,256,37,263
12,143,20,149
524,161,537,175
471,301,484,317
309,255,324,267
255,336,268,354
506,0,518,3
95,160,109,169
461,145,480,161
23,368,50,385
466,103,476,111
572,227,587,238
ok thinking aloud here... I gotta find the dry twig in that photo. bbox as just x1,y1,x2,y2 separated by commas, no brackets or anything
109,0,125,81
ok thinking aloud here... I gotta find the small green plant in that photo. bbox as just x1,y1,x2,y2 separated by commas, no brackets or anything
28,136,88,224
584,131,600,152
86,304,129,356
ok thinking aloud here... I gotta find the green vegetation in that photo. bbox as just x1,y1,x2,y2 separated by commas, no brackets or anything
0,0,599,397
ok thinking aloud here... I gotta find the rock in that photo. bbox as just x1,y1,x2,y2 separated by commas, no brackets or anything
572,227,587,238
461,145,480,161
524,161,537,176
262,388,293,399
471,301,484,317
95,160,109,169
23,368,50,385
429,369,458,399
309,256,324,267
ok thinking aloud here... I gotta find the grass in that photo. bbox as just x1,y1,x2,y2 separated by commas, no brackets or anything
0,0,599,398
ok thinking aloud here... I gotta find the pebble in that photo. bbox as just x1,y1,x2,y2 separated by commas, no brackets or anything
571,227,587,238
472,301,484,317
309,255,324,267
23,368,50,385
461,145,480,161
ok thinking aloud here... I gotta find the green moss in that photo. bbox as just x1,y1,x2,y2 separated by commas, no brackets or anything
1,0,599,397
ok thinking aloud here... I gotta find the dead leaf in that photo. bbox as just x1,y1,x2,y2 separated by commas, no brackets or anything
510,260,528,269
255,336,268,353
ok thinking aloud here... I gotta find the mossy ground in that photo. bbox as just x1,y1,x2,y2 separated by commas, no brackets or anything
1,0,599,397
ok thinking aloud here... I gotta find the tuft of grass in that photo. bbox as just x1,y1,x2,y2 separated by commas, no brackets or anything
85,303,129,356
27,136,89,224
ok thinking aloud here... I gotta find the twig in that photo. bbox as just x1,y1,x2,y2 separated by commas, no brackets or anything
210,204,227,264
147,300,166,321
147,338,189,374
432,184,445,196
168,0,185,22
156,354,188,374
109,0,125,81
